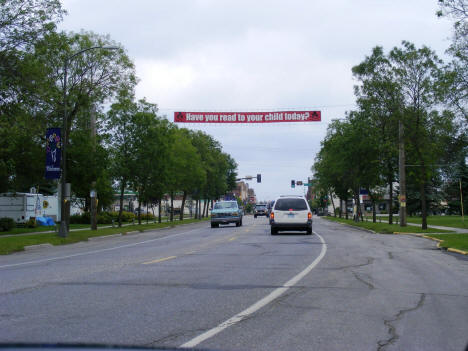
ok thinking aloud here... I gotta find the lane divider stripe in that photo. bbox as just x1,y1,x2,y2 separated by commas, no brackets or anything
142,256,177,265
180,231,327,348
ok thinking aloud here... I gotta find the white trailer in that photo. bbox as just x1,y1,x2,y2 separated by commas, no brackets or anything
0,193,59,223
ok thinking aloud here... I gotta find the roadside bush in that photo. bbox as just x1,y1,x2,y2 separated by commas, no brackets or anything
140,213,155,221
108,211,135,222
97,212,113,224
0,217,15,231
25,218,37,228
70,212,90,224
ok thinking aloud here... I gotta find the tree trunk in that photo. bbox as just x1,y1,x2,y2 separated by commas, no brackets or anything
329,191,336,217
146,202,149,224
205,199,210,217
345,197,348,220
137,196,141,225
388,176,393,225
420,178,428,230
180,191,187,221
118,180,125,227
354,190,361,223
202,199,207,218
198,199,202,219
158,198,162,223
372,197,376,223
339,198,343,218
170,192,174,222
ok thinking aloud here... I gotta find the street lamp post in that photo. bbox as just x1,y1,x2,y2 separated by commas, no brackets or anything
58,46,119,238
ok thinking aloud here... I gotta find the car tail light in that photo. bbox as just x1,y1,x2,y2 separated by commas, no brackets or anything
308,212,312,220
270,212,274,220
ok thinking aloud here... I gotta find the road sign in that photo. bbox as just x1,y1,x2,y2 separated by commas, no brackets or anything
296,181,303,186
304,183,312,187
291,180,295,188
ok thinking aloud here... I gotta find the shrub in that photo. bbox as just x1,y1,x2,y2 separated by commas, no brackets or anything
140,213,155,220
108,211,135,222
0,217,16,231
25,218,37,228
70,212,90,224
97,212,113,224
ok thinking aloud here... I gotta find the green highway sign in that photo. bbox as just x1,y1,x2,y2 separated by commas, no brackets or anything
304,183,313,186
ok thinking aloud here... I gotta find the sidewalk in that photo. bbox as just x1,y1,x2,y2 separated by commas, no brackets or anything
406,222,468,234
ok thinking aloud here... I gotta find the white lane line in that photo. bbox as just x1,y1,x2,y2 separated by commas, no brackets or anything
0,227,202,269
180,231,327,349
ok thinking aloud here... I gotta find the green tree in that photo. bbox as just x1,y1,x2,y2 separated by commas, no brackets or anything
167,128,206,221
352,46,402,223
389,41,450,228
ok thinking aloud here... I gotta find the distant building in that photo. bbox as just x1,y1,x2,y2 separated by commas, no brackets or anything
233,181,249,202
247,188,256,204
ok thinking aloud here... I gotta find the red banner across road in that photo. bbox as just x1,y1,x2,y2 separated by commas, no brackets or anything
174,111,321,123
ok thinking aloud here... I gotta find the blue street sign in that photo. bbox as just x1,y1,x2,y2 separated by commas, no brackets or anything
45,128,62,179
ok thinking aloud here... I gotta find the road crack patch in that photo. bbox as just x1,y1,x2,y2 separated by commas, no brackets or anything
377,293,426,351
327,257,374,271
352,271,375,290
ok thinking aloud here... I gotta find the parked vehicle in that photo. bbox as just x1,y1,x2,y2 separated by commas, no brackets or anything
269,195,312,235
210,201,243,228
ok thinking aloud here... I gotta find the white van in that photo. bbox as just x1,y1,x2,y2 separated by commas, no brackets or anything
269,195,312,235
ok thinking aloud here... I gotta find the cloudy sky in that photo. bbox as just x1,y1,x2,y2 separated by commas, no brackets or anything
60,0,453,201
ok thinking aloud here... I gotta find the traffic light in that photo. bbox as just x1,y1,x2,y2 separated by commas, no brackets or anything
257,174,261,183
291,180,295,188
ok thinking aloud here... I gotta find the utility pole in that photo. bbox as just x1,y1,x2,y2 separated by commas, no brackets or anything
399,120,407,226
90,106,97,230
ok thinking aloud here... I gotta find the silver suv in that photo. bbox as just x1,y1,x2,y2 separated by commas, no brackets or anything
269,195,312,235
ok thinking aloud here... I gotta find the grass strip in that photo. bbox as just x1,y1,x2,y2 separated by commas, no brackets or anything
0,216,190,236
324,216,453,234
426,234,468,253
364,215,467,229
0,218,208,255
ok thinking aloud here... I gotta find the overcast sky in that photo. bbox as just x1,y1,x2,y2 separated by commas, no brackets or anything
60,0,453,201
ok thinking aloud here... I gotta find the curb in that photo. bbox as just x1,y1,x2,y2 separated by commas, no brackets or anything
24,243,54,251
447,247,468,255
88,233,122,241
125,231,140,235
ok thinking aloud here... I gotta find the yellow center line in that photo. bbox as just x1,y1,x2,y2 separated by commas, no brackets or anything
228,237,237,242
142,255,177,265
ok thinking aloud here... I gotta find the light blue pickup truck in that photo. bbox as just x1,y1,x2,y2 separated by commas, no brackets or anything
210,201,243,228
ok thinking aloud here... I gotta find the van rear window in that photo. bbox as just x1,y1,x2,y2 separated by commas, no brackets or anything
274,198,308,211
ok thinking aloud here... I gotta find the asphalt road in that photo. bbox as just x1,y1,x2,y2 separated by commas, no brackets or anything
1,216,468,351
